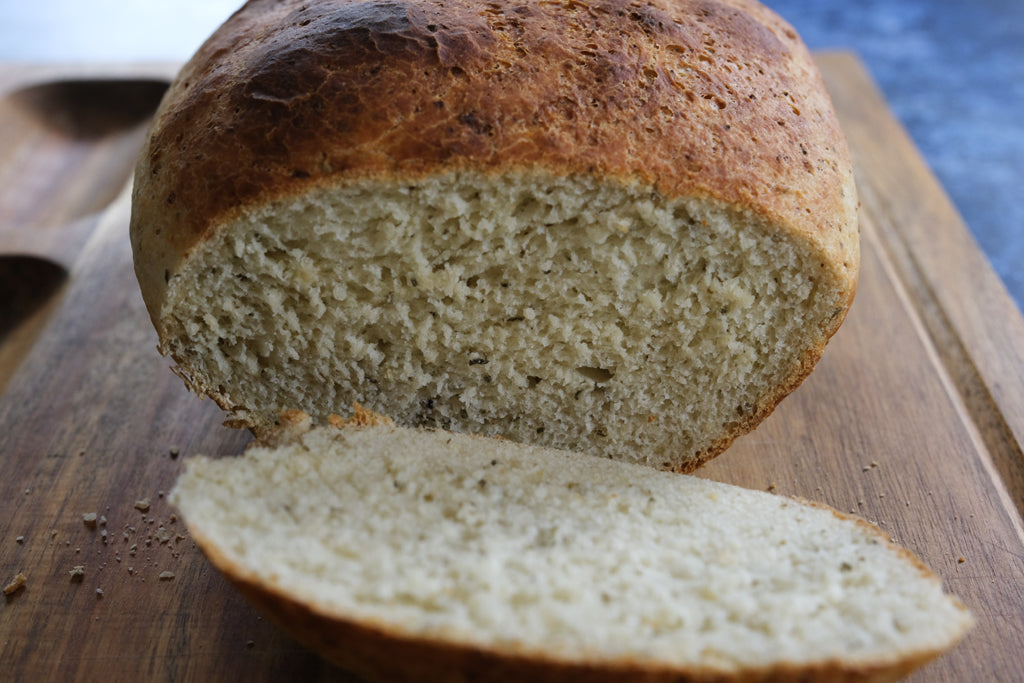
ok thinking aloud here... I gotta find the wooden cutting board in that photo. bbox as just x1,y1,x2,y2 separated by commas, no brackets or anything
1,53,1022,681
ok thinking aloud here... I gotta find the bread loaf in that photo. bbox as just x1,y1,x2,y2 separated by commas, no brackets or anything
171,409,970,682
131,0,859,471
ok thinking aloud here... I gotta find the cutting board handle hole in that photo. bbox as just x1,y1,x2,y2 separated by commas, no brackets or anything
0,255,68,341
7,78,168,139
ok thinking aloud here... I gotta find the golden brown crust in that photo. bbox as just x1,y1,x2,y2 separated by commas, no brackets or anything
130,0,858,327
248,406,394,447
328,403,397,428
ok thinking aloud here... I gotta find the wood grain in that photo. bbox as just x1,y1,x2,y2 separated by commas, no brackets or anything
1,54,1022,681
0,66,172,394
819,52,1024,524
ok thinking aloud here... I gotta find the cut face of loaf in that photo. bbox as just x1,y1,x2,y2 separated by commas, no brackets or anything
130,0,859,470
171,411,971,682
157,173,848,469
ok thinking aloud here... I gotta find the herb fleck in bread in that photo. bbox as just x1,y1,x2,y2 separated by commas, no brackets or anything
131,0,859,471
171,410,970,682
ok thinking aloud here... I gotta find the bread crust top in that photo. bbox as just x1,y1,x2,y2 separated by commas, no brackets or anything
130,0,858,320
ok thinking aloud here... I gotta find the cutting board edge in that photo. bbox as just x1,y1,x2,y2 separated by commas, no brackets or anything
815,51,1024,530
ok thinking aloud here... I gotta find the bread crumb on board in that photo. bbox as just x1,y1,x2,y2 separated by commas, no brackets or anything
9,500,191,599
4,573,27,596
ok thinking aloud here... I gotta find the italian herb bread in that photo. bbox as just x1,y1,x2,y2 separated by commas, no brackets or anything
171,410,970,682
131,0,859,470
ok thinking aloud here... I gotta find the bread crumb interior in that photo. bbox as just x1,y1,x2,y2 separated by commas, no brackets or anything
173,425,970,669
161,172,842,466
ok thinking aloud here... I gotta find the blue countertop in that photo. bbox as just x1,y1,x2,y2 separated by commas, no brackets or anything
2,0,1022,312
767,0,1024,313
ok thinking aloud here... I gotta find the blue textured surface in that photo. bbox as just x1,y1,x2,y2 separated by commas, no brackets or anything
766,0,1024,311
2,1,1022,310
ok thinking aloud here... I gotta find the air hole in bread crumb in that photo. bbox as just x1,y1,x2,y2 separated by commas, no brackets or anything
576,366,613,383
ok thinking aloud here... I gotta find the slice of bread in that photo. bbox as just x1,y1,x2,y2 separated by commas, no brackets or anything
171,410,971,682
131,0,859,471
